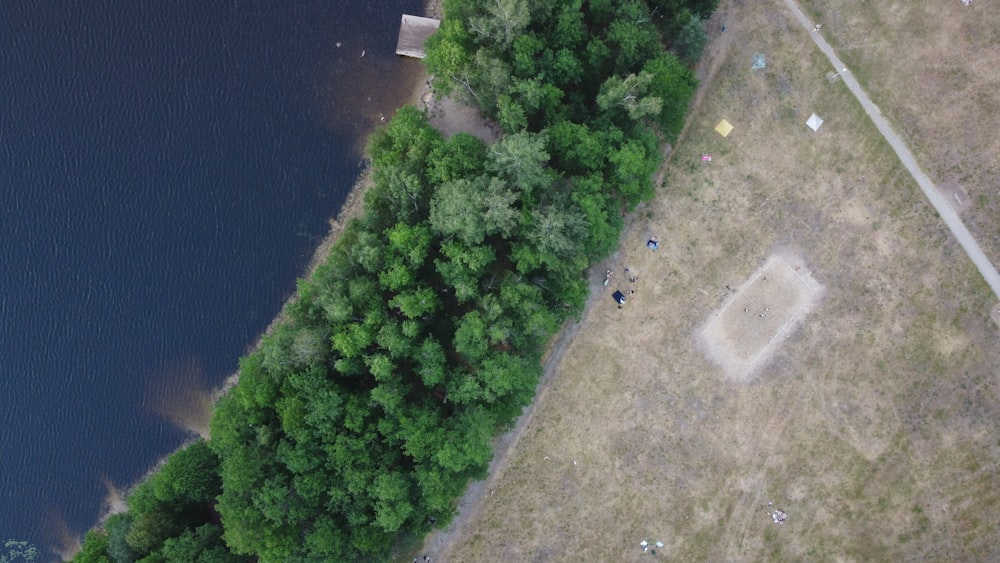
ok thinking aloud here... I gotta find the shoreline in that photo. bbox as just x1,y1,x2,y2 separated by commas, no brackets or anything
295,0,441,287
75,1,442,553
218,0,445,399
214,0,443,398
214,55,437,402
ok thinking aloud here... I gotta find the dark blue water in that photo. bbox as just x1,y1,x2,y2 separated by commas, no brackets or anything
0,1,423,556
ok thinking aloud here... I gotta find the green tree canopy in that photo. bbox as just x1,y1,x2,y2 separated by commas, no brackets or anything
673,13,708,64
597,72,663,122
642,53,698,140
468,0,531,49
486,131,552,196
430,176,520,244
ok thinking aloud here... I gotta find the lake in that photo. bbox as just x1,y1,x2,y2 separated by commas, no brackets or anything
0,1,424,557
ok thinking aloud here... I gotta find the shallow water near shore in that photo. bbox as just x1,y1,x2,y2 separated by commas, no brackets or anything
0,1,423,557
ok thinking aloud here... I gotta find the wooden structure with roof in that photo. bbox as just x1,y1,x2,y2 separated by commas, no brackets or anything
396,15,441,59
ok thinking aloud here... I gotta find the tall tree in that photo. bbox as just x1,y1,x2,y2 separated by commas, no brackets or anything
597,72,663,122
486,131,551,195
643,53,698,140
430,176,520,244
422,19,476,101
468,0,531,49
604,0,660,73
522,202,589,269
158,525,246,563
673,14,708,64
427,133,488,185
608,137,659,204
104,513,138,563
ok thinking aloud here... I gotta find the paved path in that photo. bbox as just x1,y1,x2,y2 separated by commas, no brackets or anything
781,0,1000,301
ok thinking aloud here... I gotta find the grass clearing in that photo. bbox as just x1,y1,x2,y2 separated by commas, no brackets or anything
800,0,1000,268
438,0,1000,560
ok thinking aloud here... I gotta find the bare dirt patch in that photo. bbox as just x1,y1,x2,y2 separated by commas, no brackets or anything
699,250,824,382
425,91,499,143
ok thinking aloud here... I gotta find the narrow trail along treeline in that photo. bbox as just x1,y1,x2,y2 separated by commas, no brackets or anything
782,0,1000,302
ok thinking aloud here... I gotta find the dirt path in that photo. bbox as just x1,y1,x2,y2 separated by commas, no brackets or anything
780,0,1000,302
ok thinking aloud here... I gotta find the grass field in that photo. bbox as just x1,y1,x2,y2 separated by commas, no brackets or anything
799,0,1000,269
437,0,1000,560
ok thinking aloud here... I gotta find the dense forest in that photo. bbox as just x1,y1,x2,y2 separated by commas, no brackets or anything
72,0,716,560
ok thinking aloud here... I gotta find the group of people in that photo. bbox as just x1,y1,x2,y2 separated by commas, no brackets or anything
611,268,641,309
640,539,665,554
608,237,660,308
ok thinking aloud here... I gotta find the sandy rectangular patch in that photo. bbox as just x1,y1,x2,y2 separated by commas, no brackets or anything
699,251,824,382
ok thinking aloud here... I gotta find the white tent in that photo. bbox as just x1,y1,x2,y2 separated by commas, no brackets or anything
806,113,824,132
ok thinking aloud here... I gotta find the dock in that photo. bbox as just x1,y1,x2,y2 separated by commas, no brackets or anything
395,14,441,59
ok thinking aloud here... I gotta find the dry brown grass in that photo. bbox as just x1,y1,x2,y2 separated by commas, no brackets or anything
438,1,1000,560
799,0,1000,269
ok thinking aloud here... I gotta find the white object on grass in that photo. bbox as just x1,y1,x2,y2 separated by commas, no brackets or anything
806,113,824,131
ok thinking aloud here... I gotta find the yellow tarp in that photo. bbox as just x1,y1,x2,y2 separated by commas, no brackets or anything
715,119,734,137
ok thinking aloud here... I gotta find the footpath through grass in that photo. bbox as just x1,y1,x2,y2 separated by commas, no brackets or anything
799,0,1000,270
